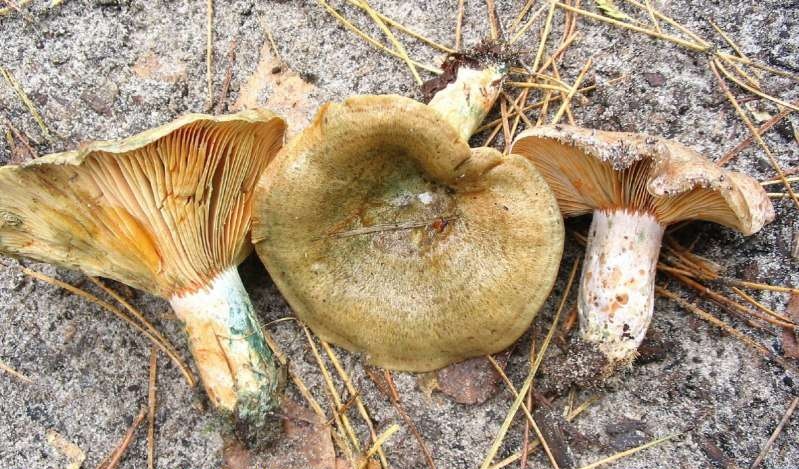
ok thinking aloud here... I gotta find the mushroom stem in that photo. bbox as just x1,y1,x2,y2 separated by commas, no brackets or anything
428,64,505,141
579,209,665,367
170,267,282,444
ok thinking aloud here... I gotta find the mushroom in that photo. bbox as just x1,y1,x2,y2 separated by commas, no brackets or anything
0,110,287,444
511,124,775,371
252,59,565,371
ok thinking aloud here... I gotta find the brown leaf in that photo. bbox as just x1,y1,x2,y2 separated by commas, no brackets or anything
233,38,318,135
781,293,799,359
435,356,501,405
132,51,187,83
225,398,336,469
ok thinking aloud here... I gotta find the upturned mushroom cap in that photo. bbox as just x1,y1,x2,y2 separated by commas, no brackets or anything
511,124,775,232
252,95,565,372
0,109,286,297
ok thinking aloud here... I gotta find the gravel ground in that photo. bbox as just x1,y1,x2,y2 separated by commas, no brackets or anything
1,1,798,468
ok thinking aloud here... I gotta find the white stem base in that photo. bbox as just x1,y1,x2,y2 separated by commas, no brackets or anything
170,268,280,420
579,209,664,366
428,65,505,141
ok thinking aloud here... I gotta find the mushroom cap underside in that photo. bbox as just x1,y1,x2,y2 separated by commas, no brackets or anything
252,95,565,371
511,124,774,234
0,109,286,297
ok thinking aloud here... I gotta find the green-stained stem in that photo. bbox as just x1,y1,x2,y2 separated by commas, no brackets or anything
170,267,283,445
428,64,506,142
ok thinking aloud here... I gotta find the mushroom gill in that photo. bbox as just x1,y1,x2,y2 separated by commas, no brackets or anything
512,124,775,371
0,109,287,446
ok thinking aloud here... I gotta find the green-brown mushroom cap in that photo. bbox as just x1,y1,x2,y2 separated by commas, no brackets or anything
252,95,565,372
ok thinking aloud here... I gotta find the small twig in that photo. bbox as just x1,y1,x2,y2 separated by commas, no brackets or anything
147,348,157,469
97,407,148,469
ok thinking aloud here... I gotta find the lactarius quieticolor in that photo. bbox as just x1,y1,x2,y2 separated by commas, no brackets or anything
512,125,775,371
0,110,286,444
252,65,565,371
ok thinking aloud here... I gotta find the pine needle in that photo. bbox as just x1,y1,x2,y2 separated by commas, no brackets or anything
97,407,148,469
356,0,422,85
147,348,157,469
316,0,441,74
302,326,362,459
0,358,32,383
551,58,592,124
3,262,195,387
0,66,54,141
358,424,400,469
345,0,455,53
656,286,796,373
486,0,502,41
479,258,580,469
321,341,389,468
87,278,189,378
577,432,681,469
486,356,561,469
750,396,799,469
261,329,328,421
715,59,798,112
709,59,799,210
455,0,465,50
0,0,31,17
556,2,708,52
510,4,548,44
206,0,214,110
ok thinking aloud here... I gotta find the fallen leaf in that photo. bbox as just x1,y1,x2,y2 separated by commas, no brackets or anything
781,293,799,359
132,51,188,83
226,398,336,469
595,0,632,21
233,34,318,135
435,356,501,405
45,429,86,469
